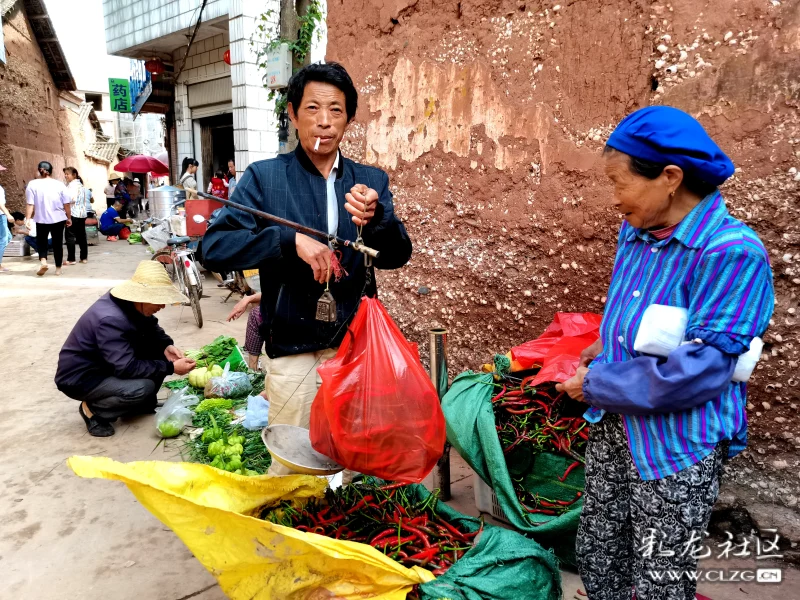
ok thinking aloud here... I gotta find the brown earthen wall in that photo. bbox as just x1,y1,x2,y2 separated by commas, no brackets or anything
327,0,800,511
0,7,81,212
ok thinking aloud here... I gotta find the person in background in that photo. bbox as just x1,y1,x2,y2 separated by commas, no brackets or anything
114,176,132,219
555,106,774,600
226,158,237,195
227,292,263,369
63,167,91,265
105,172,122,209
203,62,413,475
55,261,196,437
132,177,144,216
100,199,133,241
179,158,199,196
25,160,71,276
10,211,49,255
0,163,12,273
207,169,228,199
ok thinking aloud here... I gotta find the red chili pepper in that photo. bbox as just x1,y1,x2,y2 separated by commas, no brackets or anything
577,589,587,597
345,495,375,515
379,482,408,491
436,518,470,543
402,524,432,548
463,521,484,539
505,407,540,415
504,390,524,397
524,506,557,515
370,528,398,545
316,513,346,526
558,461,582,482
519,375,537,392
407,547,439,561
373,535,416,548
491,385,507,403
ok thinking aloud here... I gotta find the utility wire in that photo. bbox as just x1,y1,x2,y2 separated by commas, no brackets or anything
173,0,210,83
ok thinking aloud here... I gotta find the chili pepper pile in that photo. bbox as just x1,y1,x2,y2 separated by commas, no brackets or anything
492,371,589,521
262,481,481,580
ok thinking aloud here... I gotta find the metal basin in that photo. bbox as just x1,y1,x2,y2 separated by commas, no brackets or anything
262,425,344,475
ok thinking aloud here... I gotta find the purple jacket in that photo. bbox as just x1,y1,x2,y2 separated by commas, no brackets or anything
55,292,174,398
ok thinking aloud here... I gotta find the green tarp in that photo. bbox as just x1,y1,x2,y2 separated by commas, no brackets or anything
442,372,585,565
409,481,562,600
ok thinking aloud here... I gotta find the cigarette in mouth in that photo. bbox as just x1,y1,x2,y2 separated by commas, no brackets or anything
314,137,321,151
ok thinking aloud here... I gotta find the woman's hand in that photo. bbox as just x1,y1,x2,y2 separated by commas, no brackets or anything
227,297,250,321
556,367,589,402
579,338,603,368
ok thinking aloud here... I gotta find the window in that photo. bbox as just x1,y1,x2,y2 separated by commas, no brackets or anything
85,93,103,111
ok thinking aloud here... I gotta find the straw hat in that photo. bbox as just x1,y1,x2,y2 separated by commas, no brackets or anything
108,171,123,182
111,261,189,305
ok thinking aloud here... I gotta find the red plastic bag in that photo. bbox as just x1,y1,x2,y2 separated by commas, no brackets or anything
310,297,446,483
511,312,602,384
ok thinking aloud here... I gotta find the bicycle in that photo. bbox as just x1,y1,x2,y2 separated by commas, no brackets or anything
144,201,204,329
152,235,204,328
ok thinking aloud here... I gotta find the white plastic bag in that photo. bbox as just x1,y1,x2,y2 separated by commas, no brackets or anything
203,364,253,399
242,394,270,430
732,337,763,383
634,304,689,357
634,304,762,382
155,387,200,438
142,221,170,252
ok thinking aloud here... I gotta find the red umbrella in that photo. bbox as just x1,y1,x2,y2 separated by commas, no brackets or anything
114,155,170,176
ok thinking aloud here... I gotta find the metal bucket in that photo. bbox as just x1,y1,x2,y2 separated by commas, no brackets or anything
149,185,186,220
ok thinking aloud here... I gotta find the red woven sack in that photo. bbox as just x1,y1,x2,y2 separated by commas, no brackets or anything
310,297,446,483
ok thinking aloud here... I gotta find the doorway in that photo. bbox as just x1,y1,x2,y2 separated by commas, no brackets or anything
198,113,234,192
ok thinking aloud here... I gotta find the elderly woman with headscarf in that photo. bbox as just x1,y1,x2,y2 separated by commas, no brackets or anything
556,106,774,600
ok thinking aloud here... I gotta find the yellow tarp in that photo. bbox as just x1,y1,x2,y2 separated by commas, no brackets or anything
68,456,435,599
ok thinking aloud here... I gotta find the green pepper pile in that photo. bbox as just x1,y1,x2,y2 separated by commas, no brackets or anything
492,369,588,522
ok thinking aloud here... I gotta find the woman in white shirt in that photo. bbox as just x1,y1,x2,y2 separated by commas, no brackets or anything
179,157,199,196
25,161,71,276
63,166,91,265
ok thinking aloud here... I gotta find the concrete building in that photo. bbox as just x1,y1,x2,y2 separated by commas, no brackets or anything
102,0,282,190
0,0,117,211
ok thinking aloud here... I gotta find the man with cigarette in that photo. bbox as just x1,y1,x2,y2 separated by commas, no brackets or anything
202,62,412,472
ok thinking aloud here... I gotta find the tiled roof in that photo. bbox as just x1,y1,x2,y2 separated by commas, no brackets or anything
23,0,76,91
85,142,121,165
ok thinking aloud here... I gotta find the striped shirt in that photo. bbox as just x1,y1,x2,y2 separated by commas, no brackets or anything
584,191,774,480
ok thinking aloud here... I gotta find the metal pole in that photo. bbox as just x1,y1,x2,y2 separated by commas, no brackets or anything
196,191,380,260
429,328,451,501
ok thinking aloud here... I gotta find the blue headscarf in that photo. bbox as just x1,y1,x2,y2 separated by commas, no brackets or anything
606,106,734,186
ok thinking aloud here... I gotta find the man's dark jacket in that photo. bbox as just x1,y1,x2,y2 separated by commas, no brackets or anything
202,145,412,358
55,292,175,399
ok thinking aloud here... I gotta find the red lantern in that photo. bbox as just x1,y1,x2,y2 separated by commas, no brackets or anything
144,59,165,75
223,49,231,65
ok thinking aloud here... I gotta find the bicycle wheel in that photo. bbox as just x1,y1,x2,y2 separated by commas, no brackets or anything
189,283,203,328
151,248,176,282
191,260,203,297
